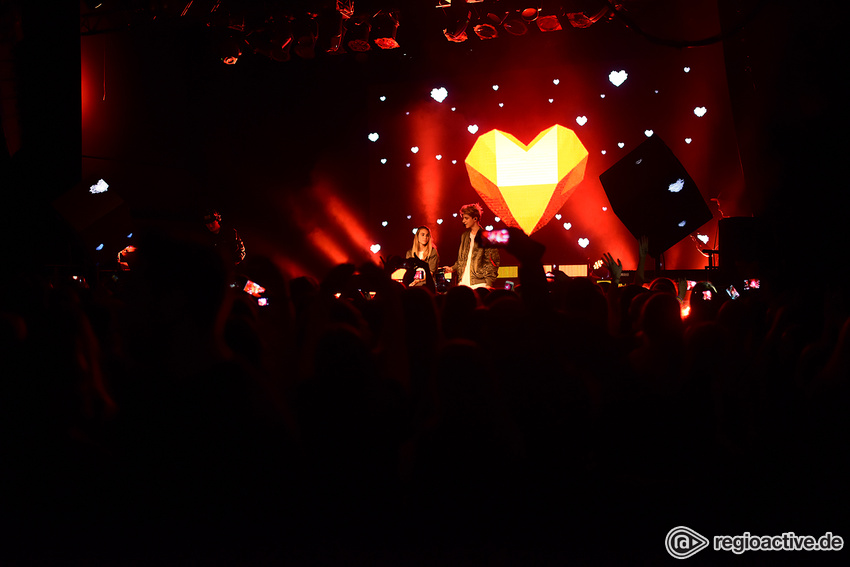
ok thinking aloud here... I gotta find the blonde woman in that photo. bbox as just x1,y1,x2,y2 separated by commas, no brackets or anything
405,226,440,285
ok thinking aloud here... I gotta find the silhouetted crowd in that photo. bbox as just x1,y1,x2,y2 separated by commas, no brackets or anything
1,227,847,566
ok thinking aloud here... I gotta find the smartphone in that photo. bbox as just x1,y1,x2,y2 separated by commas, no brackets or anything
743,278,760,290
545,272,556,282
702,290,712,301
482,228,510,246
257,297,270,307
686,280,696,291
414,267,425,281
726,285,740,299
504,280,515,291
243,280,266,297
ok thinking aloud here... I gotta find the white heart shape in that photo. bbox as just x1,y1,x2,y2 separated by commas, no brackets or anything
407,215,412,219
451,160,457,164
644,129,654,137
379,96,386,101
406,163,411,167
485,225,494,231
435,155,442,160
451,107,456,111
494,217,501,223
492,85,499,91
685,138,692,144
563,222,572,230
600,94,606,98
410,146,419,153
694,106,707,117
548,98,554,103
555,213,562,220
576,116,588,126
370,244,381,253
368,132,379,142
601,150,607,155
602,207,607,211
697,234,709,244
498,103,504,107
684,67,691,73
553,79,560,85
608,70,628,87
578,238,590,248
618,142,625,148
468,124,479,134
430,87,448,103
381,221,388,227
668,178,685,193
437,219,443,225
380,158,387,164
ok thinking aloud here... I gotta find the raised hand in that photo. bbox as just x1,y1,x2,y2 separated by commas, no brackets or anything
602,252,623,283
638,235,649,258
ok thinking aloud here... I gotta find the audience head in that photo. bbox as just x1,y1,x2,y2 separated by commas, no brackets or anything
639,292,684,343
649,277,678,296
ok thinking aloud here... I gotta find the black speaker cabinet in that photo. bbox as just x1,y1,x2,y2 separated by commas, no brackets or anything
718,216,765,277
599,135,712,257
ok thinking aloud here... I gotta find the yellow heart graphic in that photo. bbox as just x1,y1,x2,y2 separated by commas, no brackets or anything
465,125,588,235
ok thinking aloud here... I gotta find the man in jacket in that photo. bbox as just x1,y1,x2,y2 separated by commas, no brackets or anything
445,203,499,288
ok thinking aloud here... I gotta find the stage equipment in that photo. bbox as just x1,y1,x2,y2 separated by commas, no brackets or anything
473,11,503,39
718,217,765,277
466,125,589,235
521,7,539,23
345,15,372,52
372,10,400,49
502,12,529,35
564,0,611,28
443,9,471,42
247,17,293,62
599,135,713,258
293,16,318,59
537,0,565,31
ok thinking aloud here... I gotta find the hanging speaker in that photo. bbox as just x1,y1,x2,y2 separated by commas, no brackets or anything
599,135,712,257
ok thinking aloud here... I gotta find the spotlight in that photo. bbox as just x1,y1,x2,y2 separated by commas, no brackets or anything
502,12,528,36
320,0,353,54
372,10,400,49
443,10,470,42
248,17,293,62
564,0,610,28
537,0,564,32
521,7,539,23
218,34,245,65
346,15,371,52
293,16,318,59
473,12,503,40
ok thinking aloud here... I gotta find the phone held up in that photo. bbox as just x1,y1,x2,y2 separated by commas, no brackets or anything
480,228,510,247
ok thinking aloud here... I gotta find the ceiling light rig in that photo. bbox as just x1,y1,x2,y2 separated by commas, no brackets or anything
79,0,407,63
79,0,651,62
435,0,622,41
